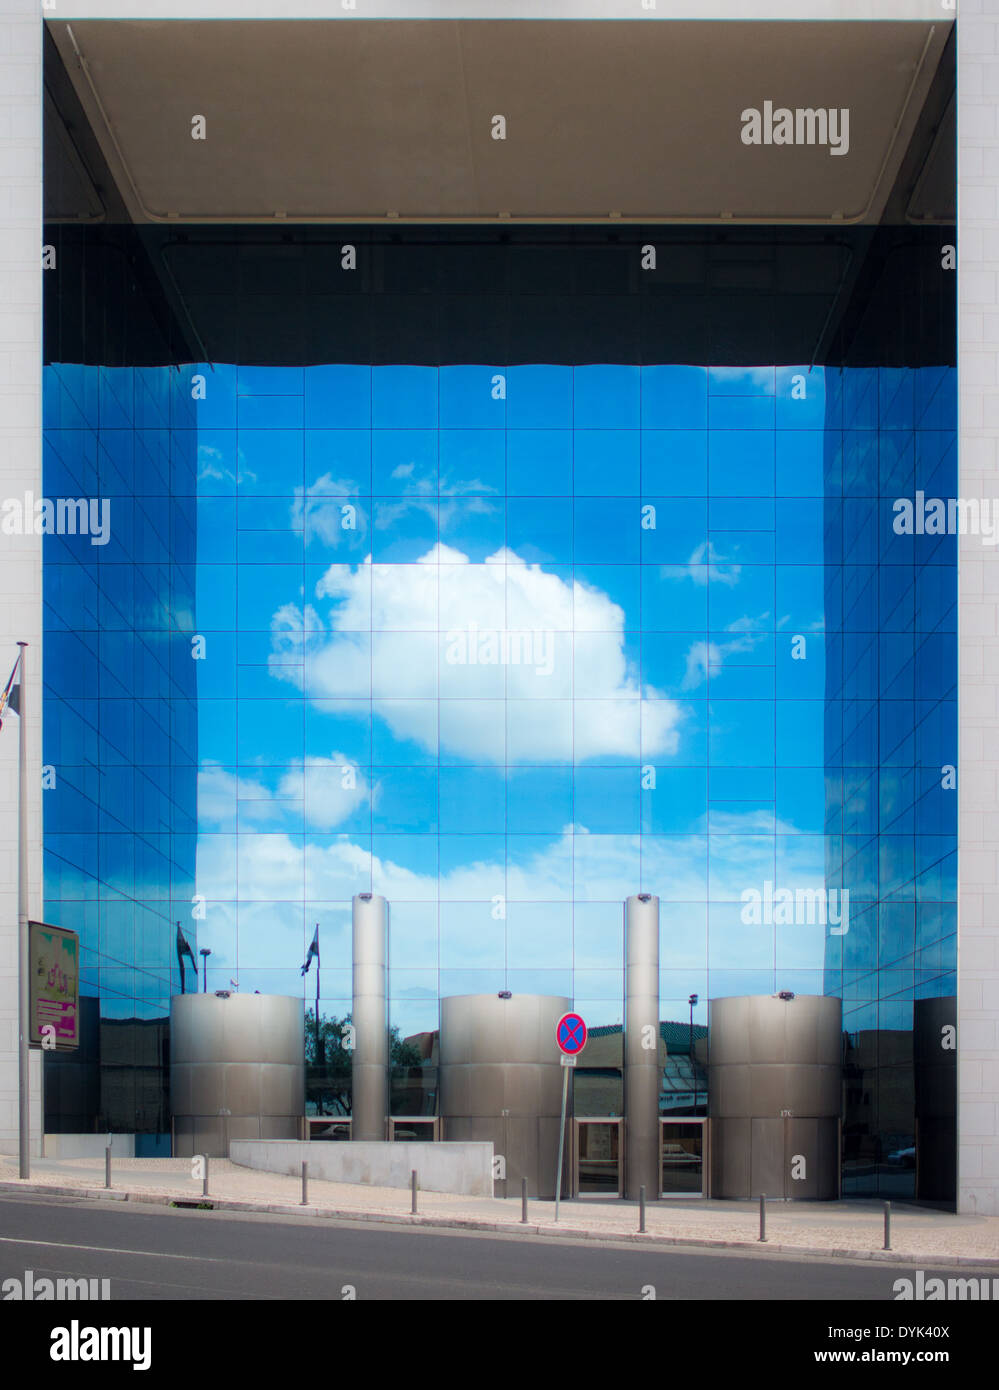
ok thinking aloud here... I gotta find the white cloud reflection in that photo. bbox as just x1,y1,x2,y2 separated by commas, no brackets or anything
267,542,685,763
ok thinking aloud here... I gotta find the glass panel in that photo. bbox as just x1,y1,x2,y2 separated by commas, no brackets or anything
576,1122,620,1195
309,1118,351,1141
391,1119,436,1142
661,1123,704,1196
40,222,957,1200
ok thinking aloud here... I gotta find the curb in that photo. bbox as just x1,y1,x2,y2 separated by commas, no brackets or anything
2,1179,998,1268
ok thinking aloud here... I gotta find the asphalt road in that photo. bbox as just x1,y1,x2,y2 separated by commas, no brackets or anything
0,1191,990,1302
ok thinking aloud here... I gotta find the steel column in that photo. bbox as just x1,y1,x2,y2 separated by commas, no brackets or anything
624,893,660,1200
351,892,388,1142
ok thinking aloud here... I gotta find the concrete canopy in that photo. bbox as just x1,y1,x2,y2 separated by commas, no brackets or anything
47,15,952,224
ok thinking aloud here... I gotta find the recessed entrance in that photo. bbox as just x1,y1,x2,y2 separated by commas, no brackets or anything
660,1119,705,1197
574,1119,622,1197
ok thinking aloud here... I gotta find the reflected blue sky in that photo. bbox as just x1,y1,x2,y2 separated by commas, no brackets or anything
41,359,957,1038
192,362,852,1033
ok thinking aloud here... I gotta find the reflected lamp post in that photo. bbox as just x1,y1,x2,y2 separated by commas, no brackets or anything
689,993,699,1114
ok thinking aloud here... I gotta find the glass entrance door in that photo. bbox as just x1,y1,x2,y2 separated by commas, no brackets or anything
575,1119,622,1196
660,1120,705,1196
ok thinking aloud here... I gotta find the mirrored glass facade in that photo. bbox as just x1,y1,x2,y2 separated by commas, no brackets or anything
42,364,198,1141
823,367,957,1198
40,225,956,1197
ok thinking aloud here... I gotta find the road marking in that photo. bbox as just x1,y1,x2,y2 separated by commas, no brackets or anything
0,1236,232,1263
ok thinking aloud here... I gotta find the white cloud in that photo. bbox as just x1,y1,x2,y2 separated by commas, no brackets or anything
709,366,774,393
682,641,720,691
681,633,761,691
197,443,254,487
295,758,374,830
194,808,833,973
267,542,684,763
199,757,372,832
290,474,368,548
661,540,741,588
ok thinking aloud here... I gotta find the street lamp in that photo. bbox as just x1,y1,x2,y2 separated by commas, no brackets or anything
200,948,212,993
688,993,699,1114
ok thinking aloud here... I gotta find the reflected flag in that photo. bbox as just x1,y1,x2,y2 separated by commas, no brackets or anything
176,923,198,993
301,924,320,976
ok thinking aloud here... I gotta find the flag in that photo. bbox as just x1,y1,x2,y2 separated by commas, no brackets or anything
0,653,21,730
176,923,199,992
301,924,320,976
176,923,198,969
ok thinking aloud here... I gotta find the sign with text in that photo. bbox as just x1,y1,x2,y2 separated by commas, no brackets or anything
29,920,79,1051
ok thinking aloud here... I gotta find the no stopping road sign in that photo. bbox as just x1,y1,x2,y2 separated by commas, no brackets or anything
556,1011,587,1056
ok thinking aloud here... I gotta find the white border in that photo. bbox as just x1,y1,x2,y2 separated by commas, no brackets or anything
958,0,999,1217
42,1,949,22
0,0,44,1157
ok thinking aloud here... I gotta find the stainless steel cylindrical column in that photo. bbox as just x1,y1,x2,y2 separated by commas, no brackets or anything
709,994,842,1200
170,993,305,1157
439,993,570,1200
351,893,388,1142
624,893,660,1200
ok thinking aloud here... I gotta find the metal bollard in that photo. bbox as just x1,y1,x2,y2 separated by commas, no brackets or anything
411,1169,418,1215
203,1155,209,1199
759,1193,767,1242
521,1176,528,1224
105,1146,111,1190
301,1161,308,1206
884,1200,891,1251
639,1184,646,1234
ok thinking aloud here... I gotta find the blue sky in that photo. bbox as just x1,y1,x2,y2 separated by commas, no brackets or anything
184,362,952,1032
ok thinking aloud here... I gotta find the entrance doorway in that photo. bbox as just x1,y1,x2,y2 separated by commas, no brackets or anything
660,1119,706,1196
574,1119,622,1197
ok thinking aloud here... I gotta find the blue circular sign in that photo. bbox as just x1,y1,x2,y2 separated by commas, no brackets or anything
556,1012,587,1055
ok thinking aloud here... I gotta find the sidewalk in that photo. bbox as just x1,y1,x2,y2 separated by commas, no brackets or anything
1,1154,997,1267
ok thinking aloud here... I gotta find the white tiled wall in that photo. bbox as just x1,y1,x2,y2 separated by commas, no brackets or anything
0,0,43,1156
959,1,999,1216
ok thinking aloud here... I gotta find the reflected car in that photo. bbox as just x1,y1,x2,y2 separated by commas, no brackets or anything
310,1122,351,1141
661,1142,702,1166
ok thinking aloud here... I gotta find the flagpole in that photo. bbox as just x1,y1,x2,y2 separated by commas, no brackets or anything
315,925,321,1115
17,642,29,1179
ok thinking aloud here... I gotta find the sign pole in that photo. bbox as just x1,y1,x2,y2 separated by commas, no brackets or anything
17,642,29,1179
553,1011,586,1222
554,1060,569,1223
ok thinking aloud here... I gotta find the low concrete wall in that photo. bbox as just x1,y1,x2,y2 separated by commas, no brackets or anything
230,1139,494,1197
43,1134,136,1158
